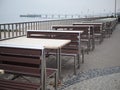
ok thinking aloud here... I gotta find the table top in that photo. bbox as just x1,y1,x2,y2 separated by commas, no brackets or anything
73,22,103,25
27,29,83,34
52,25,94,28
0,43,44,50
0,37,71,49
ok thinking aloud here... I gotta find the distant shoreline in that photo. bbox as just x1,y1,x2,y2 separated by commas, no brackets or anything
19,14,82,19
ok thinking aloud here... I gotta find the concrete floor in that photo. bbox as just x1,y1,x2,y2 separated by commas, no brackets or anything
64,72,120,90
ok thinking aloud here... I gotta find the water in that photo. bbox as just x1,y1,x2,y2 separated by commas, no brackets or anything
0,13,110,24
0,15,56,24
0,13,111,24
0,14,91,24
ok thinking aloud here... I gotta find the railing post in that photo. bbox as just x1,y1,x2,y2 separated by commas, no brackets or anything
38,21,40,29
31,22,33,30
25,23,28,34
8,24,10,38
36,22,38,30
18,23,21,36
15,24,18,37
28,23,30,30
0,25,1,39
22,23,24,35
11,24,14,37
3,24,6,39
33,22,36,30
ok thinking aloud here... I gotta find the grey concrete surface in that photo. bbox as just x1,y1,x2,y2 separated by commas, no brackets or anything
64,73,120,90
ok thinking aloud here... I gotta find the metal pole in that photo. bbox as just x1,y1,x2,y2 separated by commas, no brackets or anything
115,0,117,17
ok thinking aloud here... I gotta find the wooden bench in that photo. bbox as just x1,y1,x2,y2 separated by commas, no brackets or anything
103,18,117,37
73,23,103,44
92,18,117,38
0,44,58,90
27,30,84,75
52,25,95,53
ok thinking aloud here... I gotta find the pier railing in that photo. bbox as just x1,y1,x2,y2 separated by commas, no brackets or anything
0,17,104,40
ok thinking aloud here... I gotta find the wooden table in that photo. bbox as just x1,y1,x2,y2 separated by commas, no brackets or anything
92,18,117,37
52,25,95,51
27,29,83,58
27,29,84,74
0,37,71,78
73,22,103,44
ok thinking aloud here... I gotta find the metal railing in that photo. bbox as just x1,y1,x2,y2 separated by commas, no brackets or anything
0,17,104,40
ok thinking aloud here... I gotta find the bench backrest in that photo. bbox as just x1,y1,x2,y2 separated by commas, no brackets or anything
52,25,94,39
73,23,103,34
0,45,44,77
27,30,81,52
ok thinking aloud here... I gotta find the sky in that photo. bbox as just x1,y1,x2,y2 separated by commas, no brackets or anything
0,0,120,16
0,0,120,23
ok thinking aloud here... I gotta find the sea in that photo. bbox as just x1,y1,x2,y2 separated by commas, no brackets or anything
0,14,108,24
0,14,87,24
0,15,57,24
0,14,94,24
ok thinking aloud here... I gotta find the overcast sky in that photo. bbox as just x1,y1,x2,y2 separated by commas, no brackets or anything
0,0,120,23
0,0,120,16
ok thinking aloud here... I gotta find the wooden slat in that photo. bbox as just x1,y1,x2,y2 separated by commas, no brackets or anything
0,79,39,90
0,47,41,57
0,55,40,65
0,64,40,76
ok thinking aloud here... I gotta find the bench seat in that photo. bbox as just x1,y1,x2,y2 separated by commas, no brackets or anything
0,79,40,90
